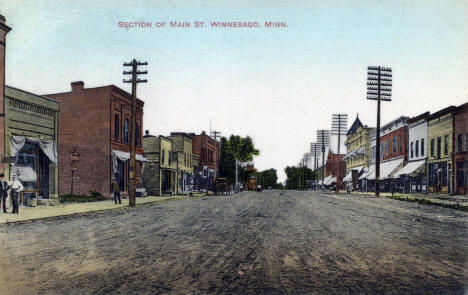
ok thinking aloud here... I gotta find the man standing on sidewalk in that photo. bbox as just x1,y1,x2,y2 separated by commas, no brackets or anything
112,176,121,205
0,173,8,213
9,174,23,214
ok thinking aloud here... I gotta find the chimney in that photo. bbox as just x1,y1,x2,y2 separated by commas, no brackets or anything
0,15,11,174
71,81,84,92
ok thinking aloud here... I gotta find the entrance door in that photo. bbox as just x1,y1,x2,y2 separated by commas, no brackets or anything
40,151,50,198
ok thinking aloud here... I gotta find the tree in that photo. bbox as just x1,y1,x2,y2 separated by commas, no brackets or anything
284,166,315,190
256,168,278,189
219,135,259,184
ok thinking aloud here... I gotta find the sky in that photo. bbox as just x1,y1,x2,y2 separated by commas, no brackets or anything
1,0,467,182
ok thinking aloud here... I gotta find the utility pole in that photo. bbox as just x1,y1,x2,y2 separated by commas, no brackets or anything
317,130,329,189
123,59,147,207
367,66,392,197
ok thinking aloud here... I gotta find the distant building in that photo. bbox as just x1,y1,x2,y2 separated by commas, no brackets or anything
170,132,194,195
427,106,456,194
324,152,346,189
45,81,146,197
191,131,219,191
343,115,374,190
143,133,177,196
454,103,468,195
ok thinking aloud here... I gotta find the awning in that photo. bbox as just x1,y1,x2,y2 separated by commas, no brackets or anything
343,146,365,160
360,158,403,180
112,149,148,175
344,165,365,182
380,158,404,179
11,135,58,165
393,159,426,178
323,175,336,186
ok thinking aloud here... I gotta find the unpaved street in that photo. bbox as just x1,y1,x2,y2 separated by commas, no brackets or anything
0,191,467,294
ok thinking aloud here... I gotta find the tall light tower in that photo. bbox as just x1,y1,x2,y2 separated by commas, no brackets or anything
331,114,348,154
310,142,320,189
317,130,330,187
367,66,392,197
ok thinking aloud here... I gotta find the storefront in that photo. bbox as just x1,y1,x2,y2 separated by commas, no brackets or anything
4,86,59,202
393,159,426,193
111,149,147,195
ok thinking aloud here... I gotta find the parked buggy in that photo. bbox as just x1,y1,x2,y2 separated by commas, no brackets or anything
214,178,231,196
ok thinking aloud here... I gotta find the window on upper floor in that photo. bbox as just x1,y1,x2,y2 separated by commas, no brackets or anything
437,137,441,159
415,140,419,157
124,118,130,143
410,142,414,158
430,138,434,157
135,123,140,147
457,134,462,153
161,149,165,165
114,115,120,141
392,137,396,154
398,135,402,153
466,133,468,152
421,138,425,157
444,134,449,155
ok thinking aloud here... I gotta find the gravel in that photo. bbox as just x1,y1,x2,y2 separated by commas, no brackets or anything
0,190,466,294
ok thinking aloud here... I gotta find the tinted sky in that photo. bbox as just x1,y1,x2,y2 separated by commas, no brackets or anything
1,0,467,182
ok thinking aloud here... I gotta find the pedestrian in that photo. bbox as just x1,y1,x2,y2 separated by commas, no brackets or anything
112,177,121,204
9,174,23,214
0,173,9,213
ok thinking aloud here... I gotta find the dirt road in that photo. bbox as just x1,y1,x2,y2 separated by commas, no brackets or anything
0,190,466,294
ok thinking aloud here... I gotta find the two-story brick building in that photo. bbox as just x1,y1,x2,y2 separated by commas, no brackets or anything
427,106,456,194
453,103,467,195
45,81,145,197
360,117,408,192
191,131,219,192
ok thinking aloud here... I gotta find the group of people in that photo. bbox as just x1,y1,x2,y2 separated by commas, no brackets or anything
0,173,24,214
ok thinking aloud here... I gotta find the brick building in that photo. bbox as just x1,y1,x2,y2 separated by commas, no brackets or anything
191,131,219,191
0,15,12,175
360,117,408,192
45,81,145,197
453,103,468,195
324,152,346,189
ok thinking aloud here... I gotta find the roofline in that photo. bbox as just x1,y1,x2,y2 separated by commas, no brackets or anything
6,85,60,105
43,84,144,105
407,111,430,124
381,116,410,130
159,135,173,142
428,105,456,120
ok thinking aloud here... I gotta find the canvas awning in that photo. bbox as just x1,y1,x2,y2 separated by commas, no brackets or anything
393,159,426,178
359,165,375,180
11,135,58,165
112,149,148,175
361,158,403,180
343,146,365,160
343,165,365,182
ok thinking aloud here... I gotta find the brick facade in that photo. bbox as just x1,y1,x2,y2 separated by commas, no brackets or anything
0,15,11,174
45,82,144,197
191,131,219,174
453,103,468,195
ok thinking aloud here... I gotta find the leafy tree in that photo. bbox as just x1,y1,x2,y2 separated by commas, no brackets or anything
256,168,278,189
284,166,315,190
219,135,259,184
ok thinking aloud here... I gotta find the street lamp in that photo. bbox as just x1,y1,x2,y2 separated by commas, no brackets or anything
367,66,392,197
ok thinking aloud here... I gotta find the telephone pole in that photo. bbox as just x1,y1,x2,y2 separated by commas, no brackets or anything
123,59,147,207
367,66,392,197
